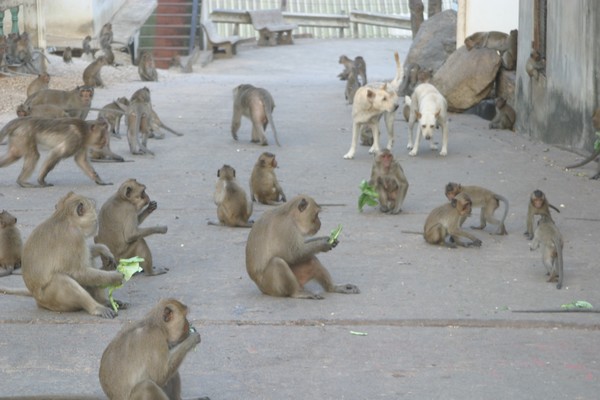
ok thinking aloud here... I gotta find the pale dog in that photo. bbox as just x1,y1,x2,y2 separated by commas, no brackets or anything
406,83,449,156
343,52,403,159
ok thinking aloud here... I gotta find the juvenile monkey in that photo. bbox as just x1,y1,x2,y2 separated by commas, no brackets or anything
209,165,253,227
249,152,287,205
83,56,109,88
99,299,203,400
95,179,168,276
530,215,564,289
26,72,50,97
25,86,94,119
338,55,367,85
369,149,409,214
246,195,360,299
231,84,281,146
82,35,93,57
138,50,158,82
99,22,113,51
99,97,130,138
0,117,112,187
88,118,125,162
0,210,22,277
565,108,600,178
424,192,482,248
63,46,73,63
344,66,360,105
126,86,154,155
20,192,123,318
524,189,560,240
489,97,516,130
525,49,545,80
445,182,509,235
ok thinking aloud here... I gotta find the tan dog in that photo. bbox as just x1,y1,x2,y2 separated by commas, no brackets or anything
343,52,403,159
406,83,449,156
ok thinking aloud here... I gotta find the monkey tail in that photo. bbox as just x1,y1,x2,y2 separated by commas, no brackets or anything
158,122,184,137
265,107,281,146
566,147,600,169
0,287,32,296
549,203,561,213
495,194,510,225
553,236,564,289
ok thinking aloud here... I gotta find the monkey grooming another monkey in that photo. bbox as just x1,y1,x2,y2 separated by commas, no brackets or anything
26,72,50,97
246,195,360,299
530,215,564,289
0,210,22,277
100,298,205,400
524,190,560,240
565,108,600,179
249,152,287,205
445,182,509,235
83,56,109,88
369,149,409,214
489,97,516,130
25,86,94,120
231,84,281,146
19,192,123,318
424,192,482,248
0,117,112,187
209,164,253,227
138,50,158,82
95,179,168,276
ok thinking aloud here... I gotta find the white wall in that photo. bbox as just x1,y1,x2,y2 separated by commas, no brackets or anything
457,0,519,47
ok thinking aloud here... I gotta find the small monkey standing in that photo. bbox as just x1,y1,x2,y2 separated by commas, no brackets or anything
530,215,564,289
524,190,560,240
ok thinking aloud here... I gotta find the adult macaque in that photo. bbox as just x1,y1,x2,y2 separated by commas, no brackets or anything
369,149,409,214
524,190,560,240
25,86,94,119
565,107,600,179
83,56,109,88
501,30,518,70
424,192,482,248
99,97,130,138
99,22,113,51
209,165,253,227
489,97,516,130
26,72,50,97
16,103,69,118
344,66,360,105
63,46,73,63
95,179,168,276
231,84,281,146
0,117,112,187
249,152,286,205
445,182,509,235
245,195,360,299
22,192,123,318
338,55,367,85
138,50,158,82
525,49,545,80
530,215,564,289
464,31,510,51
88,118,125,162
0,210,22,277
126,87,154,155
99,299,204,400
82,35,93,57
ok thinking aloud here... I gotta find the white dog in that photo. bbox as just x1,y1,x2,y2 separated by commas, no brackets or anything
406,83,449,156
343,52,403,159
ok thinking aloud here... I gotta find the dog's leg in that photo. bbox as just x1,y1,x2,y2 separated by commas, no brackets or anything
343,122,361,159
439,119,449,156
368,122,381,154
408,125,422,156
383,111,395,151
407,103,417,150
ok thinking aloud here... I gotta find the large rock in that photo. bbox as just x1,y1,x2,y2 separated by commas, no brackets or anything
399,9,457,95
431,46,501,112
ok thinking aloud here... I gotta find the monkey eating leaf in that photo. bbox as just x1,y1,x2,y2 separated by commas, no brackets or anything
107,257,144,312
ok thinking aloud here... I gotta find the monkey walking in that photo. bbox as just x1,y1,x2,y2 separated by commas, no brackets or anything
209,165,253,227
231,84,281,146
126,87,154,155
424,192,482,248
524,190,560,240
25,86,95,120
530,215,564,289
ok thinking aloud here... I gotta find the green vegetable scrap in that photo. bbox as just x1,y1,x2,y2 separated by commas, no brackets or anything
328,224,342,245
594,131,600,151
107,257,144,312
561,300,593,310
358,180,379,212
350,330,368,336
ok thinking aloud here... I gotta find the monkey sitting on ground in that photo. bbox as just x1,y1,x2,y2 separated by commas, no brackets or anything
0,210,22,277
26,72,50,97
530,215,564,289
231,84,281,146
83,56,109,88
489,97,516,130
338,55,367,86
63,46,73,63
369,149,409,214
565,107,600,179
524,189,560,240
246,195,360,299
525,49,545,80
424,192,482,248
445,182,509,235
0,117,112,187
95,179,168,276
138,50,158,82
25,86,94,120
249,152,287,205
209,165,253,227
99,299,206,400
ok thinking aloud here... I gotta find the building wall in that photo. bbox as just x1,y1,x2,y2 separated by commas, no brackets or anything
43,0,125,40
516,0,599,149
456,0,519,46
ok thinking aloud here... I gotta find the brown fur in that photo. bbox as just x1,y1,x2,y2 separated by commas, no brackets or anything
231,84,280,146
25,86,94,120
249,152,286,205
530,215,564,289
16,103,69,118
210,165,253,227
369,149,409,214
88,118,125,162
424,192,482,248
489,97,516,130
0,210,22,277
138,51,158,82
26,73,50,97
83,56,109,88
99,97,130,138
126,87,154,155
524,189,560,240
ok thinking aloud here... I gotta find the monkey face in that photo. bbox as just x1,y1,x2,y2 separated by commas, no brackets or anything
444,182,461,201
0,210,17,227
294,197,322,236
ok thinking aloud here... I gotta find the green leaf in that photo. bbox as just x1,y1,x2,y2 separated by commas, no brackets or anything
107,257,144,312
358,180,379,211
328,224,342,244
561,300,593,310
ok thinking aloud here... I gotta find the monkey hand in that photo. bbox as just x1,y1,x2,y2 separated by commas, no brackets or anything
468,239,482,248
155,225,168,234
95,177,113,185
145,201,158,213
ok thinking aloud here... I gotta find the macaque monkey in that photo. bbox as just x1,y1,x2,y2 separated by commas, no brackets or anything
209,165,253,227
99,22,113,51
249,152,287,205
82,35,93,57
338,55,367,85
245,195,360,299
0,210,22,277
501,30,518,70
63,46,73,63
489,97,516,130
138,50,158,82
16,103,69,118
149,108,185,139
525,49,545,80
126,87,154,155
524,190,560,240
99,97,130,138
26,72,50,97
565,108,600,179
369,149,409,214
95,179,168,276
345,66,360,105
424,192,482,248
445,182,509,235
231,84,281,146
99,299,204,400
83,56,109,88
0,117,112,187
88,118,125,162
530,215,564,289
21,192,123,318
25,86,94,119
464,31,510,51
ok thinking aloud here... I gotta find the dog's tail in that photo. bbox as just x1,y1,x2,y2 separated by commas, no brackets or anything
390,52,404,92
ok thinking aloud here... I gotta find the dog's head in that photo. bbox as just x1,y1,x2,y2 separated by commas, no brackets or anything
416,110,440,140
365,84,399,113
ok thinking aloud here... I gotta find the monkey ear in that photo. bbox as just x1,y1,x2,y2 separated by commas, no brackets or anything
298,198,308,212
125,186,133,198
163,306,173,323
76,202,85,217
